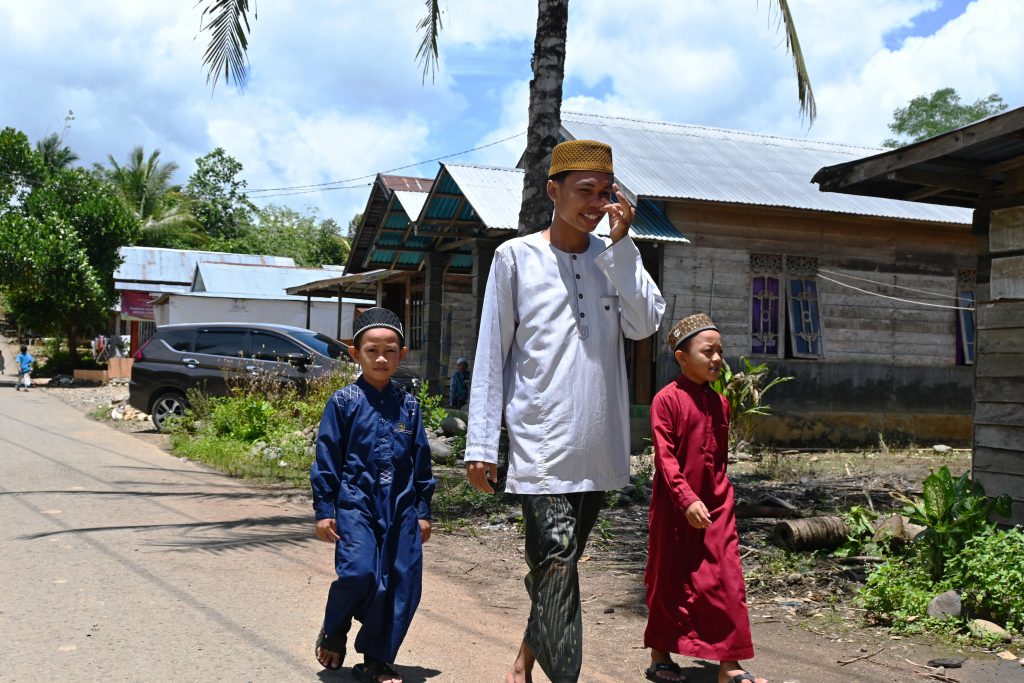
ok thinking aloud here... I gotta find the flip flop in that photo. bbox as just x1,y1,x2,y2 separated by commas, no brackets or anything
645,660,686,681
314,627,346,671
728,673,757,683
352,659,402,682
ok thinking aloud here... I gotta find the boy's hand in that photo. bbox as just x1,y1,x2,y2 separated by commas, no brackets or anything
419,519,432,543
315,518,340,543
685,500,712,529
466,461,498,493
603,183,635,243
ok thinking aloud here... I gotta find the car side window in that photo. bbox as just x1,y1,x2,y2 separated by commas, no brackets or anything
195,330,247,358
250,332,306,362
159,330,194,352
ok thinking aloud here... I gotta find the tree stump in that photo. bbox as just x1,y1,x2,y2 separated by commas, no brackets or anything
772,516,849,551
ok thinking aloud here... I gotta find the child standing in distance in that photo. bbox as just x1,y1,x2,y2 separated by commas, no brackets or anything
643,314,766,683
449,357,470,409
310,307,435,683
15,345,33,391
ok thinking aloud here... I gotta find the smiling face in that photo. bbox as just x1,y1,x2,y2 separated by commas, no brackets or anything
349,327,407,390
674,329,724,385
547,170,614,235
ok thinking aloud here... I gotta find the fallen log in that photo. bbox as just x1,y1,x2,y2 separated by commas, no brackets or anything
772,515,849,551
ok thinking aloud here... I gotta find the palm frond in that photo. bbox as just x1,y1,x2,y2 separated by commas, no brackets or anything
771,0,816,124
198,0,255,92
414,0,443,83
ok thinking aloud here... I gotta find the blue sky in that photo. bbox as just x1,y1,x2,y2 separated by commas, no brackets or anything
1,0,1020,226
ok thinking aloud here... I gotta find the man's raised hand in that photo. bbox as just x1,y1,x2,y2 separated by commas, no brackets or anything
603,183,635,243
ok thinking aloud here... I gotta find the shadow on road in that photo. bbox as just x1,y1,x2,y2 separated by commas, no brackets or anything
316,665,442,682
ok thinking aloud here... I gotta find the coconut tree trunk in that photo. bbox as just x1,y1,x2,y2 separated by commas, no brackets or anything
516,0,569,237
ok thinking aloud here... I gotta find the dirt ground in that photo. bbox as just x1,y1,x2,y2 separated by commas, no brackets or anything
33,374,1024,682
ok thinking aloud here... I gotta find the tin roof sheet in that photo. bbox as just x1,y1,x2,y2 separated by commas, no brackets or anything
192,262,344,297
392,190,428,222
114,246,295,285
560,112,972,225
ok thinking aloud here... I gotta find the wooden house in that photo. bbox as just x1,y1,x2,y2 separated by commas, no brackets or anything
306,113,976,447
813,106,1024,524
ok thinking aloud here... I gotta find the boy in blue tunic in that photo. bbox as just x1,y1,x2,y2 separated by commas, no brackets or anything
311,307,435,683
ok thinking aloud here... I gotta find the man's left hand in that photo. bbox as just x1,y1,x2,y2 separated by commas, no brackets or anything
419,518,432,543
603,183,635,243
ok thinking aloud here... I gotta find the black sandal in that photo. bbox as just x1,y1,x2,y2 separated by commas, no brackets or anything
314,627,346,671
645,660,686,681
728,673,757,683
351,659,402,682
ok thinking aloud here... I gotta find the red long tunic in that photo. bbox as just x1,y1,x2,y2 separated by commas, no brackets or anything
644,374,754,661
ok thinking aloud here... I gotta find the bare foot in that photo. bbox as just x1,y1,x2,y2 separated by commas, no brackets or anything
719,660,766,683
315,646,343,670
648,648,685,681
505,639,535,683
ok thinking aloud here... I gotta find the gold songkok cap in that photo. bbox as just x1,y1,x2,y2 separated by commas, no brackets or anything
548,139,613,177
667,313,719,352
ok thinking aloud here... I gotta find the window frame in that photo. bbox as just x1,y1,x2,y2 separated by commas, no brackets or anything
749,253,785,358
785,255,825,360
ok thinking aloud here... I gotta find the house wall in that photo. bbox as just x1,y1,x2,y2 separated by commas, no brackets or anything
972,206,1024,526
153,295,358,340
654,202,977,447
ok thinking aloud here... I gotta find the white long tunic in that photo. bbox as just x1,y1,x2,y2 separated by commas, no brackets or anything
465,232,666,494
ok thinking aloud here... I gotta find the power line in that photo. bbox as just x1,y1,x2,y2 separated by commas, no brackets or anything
817,274,975,311
819,268,974,303
246,131,526,195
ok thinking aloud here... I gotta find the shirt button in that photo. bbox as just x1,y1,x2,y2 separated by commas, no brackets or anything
575,274,580,280
578,293,583,299
580,312,585,318
572,254,577,260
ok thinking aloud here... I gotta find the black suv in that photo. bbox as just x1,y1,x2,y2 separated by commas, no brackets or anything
129,322,420,430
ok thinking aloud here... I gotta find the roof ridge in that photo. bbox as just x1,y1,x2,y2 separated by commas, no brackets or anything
561,111,883,154
443,161,524,173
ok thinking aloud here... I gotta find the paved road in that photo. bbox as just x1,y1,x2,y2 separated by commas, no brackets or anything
2,383,1020,682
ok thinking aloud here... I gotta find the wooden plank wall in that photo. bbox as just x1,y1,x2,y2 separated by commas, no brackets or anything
661,202,976,374
972,206,1024,525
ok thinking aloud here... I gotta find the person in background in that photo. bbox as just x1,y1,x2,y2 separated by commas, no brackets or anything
15,345,33,392
449,357,470,409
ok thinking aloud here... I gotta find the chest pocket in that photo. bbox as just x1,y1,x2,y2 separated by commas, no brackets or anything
599,296,620,326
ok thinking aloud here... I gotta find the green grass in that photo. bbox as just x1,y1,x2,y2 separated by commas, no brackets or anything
170,433,311,488
431,468,517,531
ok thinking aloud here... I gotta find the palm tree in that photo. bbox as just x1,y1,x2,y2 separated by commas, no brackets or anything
35,133,79,173
197,1,815,236
104,146,203,246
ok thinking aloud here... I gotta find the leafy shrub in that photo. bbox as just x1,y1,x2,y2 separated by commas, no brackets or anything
834,505,883,558
948,528,1024,634
860,546,950,628
211,395,278,441
710,356,793,451
896,466,1011,580
415,381,448,433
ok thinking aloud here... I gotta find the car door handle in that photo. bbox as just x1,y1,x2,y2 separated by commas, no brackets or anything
181,357,199,367
244,365,258,372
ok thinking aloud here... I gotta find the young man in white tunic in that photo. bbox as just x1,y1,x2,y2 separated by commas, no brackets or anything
465,139,666,683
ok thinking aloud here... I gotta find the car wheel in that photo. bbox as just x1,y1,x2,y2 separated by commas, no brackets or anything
151,391,187,431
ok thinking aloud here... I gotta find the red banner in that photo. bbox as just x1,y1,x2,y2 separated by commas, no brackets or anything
120,290,156,320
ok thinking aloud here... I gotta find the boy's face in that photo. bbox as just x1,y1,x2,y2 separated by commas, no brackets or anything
349,327,407,389
674,330,723,385
547,171,614,235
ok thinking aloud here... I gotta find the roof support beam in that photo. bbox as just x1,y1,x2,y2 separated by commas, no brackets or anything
887,169,999,195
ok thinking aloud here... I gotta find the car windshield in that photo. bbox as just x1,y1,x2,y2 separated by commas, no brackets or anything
290,330,347,360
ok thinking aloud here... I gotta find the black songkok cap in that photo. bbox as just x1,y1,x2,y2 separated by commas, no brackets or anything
353,307,405,346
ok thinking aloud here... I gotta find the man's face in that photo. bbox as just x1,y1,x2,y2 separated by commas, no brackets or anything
349,327,407,388
547,171,614,235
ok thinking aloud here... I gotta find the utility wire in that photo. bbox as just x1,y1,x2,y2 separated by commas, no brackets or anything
817,274,975,311
819,268,974,303
246,131,526,195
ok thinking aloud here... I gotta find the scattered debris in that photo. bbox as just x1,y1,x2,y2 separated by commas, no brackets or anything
837,645,884,665
926,657,965,669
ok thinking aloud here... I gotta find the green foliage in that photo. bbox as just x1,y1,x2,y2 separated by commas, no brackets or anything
860,547,948,629
0,142,139,353
211,395,278,441
416,381,448,433
185,147,256,240
833,505,883,559
710,356,793,450
897,466,1011,580
882,88,1008,148
432,472,513,529
948,528,1024,634
210,204,351,266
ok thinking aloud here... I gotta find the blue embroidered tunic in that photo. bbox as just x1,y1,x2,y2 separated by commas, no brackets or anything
310,377,436,664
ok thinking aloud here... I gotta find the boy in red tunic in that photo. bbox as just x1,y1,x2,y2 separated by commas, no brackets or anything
643,313,767,683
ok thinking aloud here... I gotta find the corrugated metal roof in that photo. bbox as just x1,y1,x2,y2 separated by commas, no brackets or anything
560,112,972,225
154,290,372,305
192,262,344,297
115,246,295,285
441,163,688,242
393,190,428,219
